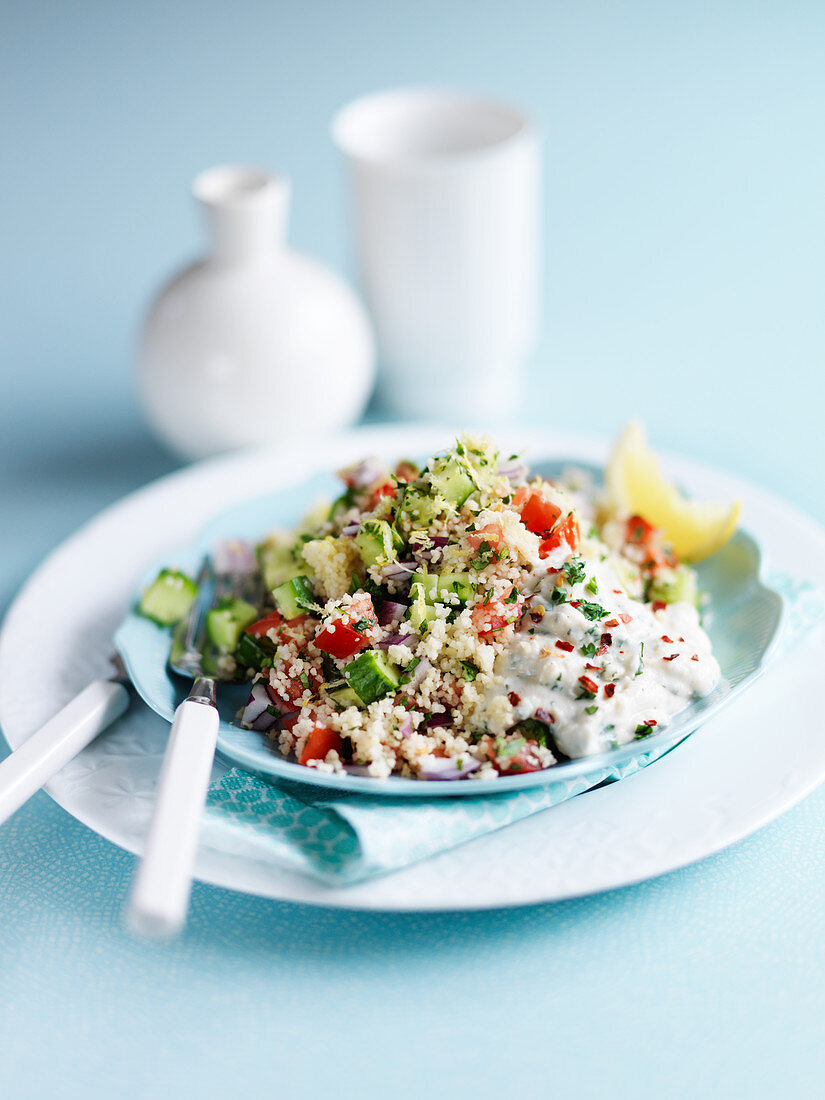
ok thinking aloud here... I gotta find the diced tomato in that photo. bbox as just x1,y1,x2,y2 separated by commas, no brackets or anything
315,620,368,660
346,592,377,625
245,610,283,637
625,514,677,568
299,726,343,766
514,490,562,536
467,521,504,550
369,480,397,509
247,611,310,648
394,461,419,483
480,734,545,775
471,586,520,639
538,513,580,557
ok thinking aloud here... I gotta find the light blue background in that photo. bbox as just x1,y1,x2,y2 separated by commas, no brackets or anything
2,2,824,1097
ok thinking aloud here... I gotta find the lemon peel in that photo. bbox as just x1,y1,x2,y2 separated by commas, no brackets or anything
604,420,741,562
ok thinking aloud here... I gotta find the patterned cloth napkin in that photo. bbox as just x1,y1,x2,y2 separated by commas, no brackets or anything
201,574,825,886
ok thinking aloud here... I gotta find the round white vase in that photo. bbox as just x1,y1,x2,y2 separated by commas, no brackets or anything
138,165,376,460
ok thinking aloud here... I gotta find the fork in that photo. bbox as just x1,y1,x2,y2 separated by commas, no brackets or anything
127,544,261,938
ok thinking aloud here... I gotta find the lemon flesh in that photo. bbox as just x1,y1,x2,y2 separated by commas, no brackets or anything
605,421,741,562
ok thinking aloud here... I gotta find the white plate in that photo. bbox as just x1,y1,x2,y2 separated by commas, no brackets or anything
1,424,824,911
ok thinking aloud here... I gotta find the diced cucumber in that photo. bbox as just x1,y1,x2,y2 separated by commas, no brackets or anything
648,565,699,607
354,520,404,567
322,680,364,709
399,484,443,526
138,568,198,626
205,597,258,652
272,575,318,618
411,571,475,605
343,650,400,705
408,581,438,632
236,632,274,672
428,455,476,506
257,537,298,592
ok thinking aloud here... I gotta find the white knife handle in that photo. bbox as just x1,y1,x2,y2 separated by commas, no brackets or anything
0,679,130,827
127,696,219,938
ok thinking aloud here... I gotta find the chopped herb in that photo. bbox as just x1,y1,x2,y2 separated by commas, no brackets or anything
588,525,599,539
508,453,518,461
551,588,569,606
504,588,518,604
563,559,586,585
460,660,480,682
578,600,608,621
636,641,645,677
634,723,654,738
299,672,310,690
586,577,599,595
585,704,599,715
580,641,598,657
350,618,371,633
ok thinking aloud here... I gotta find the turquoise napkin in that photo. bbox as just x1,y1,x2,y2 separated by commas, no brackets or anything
202,574,825,886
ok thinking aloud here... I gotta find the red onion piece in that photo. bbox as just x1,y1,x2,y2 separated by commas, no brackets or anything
424,711,452,728
497,458,528,485
407,657,432,690
341,521,360,537
241,683,270,725
342,764,373,776
213,538,256,576
418,754,481,780
337,457,386,489
377,631,416,650
377,600,409,626
380,561,417,591
414,535,449,564
398,716,413,739
534,708,555,726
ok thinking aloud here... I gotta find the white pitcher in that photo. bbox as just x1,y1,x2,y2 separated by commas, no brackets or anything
138,165,376,460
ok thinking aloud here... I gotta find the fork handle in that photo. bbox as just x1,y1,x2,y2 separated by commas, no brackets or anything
127,687,219,938
0,680,130,827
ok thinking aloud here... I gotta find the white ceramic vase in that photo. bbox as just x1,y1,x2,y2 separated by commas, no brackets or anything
138,165,376,460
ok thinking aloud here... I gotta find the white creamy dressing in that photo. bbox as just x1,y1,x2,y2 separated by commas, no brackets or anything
482,552,720,758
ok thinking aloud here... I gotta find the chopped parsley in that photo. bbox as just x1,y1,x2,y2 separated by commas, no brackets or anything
585,577,599,595
298,672,310,691
551,588,569,606
636,641,645,677
460,660,480,682
350,618,372,633
563,558,586,585
580,641,598,657
578,600,608,621
504,588,518,604
634,723,654,738
585,704,599,715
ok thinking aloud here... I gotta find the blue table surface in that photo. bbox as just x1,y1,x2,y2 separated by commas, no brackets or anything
2,2,824,1097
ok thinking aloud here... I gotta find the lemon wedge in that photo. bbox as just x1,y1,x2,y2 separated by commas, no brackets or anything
604,420,741,562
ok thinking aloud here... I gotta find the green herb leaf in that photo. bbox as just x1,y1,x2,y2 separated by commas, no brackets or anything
585,704,599,715
563,559,586,585
460,660,480,682
578,600,608,621
585,577,599,595
580,641,598,657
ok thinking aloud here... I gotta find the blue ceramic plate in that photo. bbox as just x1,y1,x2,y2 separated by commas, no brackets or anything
115,461,785,798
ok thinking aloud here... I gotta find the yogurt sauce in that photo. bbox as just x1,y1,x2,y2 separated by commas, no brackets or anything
481,553,721,759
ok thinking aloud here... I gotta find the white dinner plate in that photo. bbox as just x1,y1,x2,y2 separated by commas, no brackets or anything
1,424,824,911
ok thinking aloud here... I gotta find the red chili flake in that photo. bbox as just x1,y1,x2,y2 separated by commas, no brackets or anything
508,691,521,706
619,613,633,624
642,718,657,727
612,589,622,594
578,675,599,694
600,632,613,648
661,635,674,644
604,618,619,628
585,662,602,671
652,600,667,612
570,600,582,609
604,683,616,698
679,637,685,643
691,654,699,662
530,609,545,624
662,654,679,662
555,640,574,652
